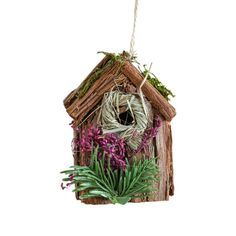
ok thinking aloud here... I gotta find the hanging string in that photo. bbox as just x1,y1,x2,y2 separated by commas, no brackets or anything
129,0,152,118
129,0,139,58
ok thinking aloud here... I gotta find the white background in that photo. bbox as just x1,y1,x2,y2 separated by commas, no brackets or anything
0,0,236,235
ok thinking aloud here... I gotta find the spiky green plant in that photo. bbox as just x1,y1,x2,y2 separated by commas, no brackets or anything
61,147,159,204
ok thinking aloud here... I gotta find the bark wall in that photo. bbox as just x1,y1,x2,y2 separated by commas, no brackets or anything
154,116,174,201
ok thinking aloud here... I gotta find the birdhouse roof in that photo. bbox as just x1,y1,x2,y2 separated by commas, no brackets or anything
64,52,176,122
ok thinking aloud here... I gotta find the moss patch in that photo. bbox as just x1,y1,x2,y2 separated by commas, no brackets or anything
142,66,175,101
75,52,126,100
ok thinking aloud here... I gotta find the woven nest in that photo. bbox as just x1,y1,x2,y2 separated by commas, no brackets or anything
99,91,151,150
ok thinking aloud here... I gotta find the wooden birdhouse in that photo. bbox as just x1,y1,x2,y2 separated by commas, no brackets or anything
62,52,176,204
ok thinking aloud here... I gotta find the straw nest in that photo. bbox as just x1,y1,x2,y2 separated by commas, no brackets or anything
100,91,150,150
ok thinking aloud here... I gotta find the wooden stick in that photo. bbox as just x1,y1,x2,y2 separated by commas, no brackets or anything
63,55,111,109
122,61,176,121
66,62,126,120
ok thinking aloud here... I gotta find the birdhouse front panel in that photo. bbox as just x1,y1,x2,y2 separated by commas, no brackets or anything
61,52,175,204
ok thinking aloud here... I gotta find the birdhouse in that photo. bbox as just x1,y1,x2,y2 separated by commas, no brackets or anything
62,52,176,204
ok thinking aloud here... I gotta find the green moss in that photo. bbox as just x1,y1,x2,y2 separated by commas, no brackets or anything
142,66,175,101
98,51,126,64
75,52,126,100
76,66,105,99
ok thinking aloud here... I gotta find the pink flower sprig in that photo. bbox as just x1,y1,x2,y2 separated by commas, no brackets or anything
61,174,74,190
134,116,161,154
75,127,126,170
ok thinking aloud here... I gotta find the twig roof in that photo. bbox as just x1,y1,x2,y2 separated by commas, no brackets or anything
64,53,176,122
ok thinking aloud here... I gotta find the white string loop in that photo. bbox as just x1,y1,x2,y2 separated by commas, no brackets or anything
129,0,139,58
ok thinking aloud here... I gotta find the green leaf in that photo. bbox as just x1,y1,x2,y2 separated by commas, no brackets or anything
118,170,124,195
73,182,96,192
88,190,112,199
79,193,99,199
113,196,131,205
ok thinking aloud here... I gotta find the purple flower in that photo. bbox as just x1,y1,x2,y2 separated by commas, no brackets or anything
75,127,126,170
69,174,74,181
61,183,66,190
134,116,161,154
61,182,72,190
